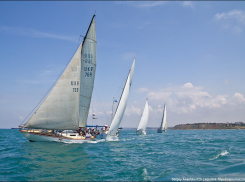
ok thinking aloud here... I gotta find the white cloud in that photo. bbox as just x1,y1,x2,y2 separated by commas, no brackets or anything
147,82,244,114
214,10,245,33
182,1,194,9
142,83,245,127
214,10,245,24
0,26,77,42
125,105,141,116
148,91,172,100
211,94,229,108
184,82,194,88
231,93,245,104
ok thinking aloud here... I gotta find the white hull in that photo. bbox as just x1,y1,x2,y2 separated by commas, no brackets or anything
100,132,107,139
136,130,146,135
100,132,118,141
157,129,166,133
20,130,96,142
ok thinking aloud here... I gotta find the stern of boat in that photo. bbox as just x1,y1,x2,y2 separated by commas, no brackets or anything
136,130,146,135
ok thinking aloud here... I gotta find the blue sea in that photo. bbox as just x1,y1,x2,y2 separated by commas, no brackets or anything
0,129,245,181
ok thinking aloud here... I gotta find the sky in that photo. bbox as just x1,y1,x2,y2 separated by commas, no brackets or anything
0,1,245,129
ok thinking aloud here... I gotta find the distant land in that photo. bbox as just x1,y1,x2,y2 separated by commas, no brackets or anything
172,122,245,130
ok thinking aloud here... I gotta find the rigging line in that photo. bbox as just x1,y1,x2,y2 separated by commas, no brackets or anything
94,87,108,125
20,44,82,126
80,19,91,40
115,74,128,100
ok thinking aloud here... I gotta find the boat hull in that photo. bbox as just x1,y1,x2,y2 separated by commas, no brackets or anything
157,129,166,133
20,130,96,142
136,130,146,135
100,132,118,141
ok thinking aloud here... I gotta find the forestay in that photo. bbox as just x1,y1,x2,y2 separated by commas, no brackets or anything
137,99,149,131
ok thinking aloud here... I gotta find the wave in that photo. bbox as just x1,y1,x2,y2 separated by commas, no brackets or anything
209,150,229,160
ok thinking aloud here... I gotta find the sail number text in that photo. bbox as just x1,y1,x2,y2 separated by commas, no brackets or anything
84,67,93,77
83,54,93,64
71,81,79,92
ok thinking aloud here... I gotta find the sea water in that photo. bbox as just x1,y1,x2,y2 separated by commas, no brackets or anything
0,129,245,181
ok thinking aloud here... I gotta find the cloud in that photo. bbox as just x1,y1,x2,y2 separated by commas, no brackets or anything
182,1,194,9
231,93,245,104
125,105,141,116
183,82,193,88
214,10,245,24
214,9,245,33
148,91,172,101
0,26,77,42
147,82,244,114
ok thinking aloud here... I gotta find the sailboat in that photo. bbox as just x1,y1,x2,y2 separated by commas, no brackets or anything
20,15,97,142
100,59,135,140
136,99,149,135
157,104,167,133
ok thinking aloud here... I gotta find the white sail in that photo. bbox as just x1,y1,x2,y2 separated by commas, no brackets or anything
24,44,82,130
79,17,97,127
106,59,135,140
160,104,167,130
24,16,97,130
137,99,149,131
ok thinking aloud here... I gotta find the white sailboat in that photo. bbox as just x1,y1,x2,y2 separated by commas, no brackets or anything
157,104,167,133
136,99,149,135
100,59,135,140
20,15,98,142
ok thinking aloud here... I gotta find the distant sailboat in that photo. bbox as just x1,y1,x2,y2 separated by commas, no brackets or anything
136,99,149,135
157,104,167,133
100,59,135,140
20,15,97,142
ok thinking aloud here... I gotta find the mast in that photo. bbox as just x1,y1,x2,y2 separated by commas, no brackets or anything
82,15,96,47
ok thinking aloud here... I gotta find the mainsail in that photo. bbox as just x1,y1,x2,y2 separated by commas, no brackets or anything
137,99,149,132
106,59,135,139
160,104,167,130
79,16,97,127
24,16,96,130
